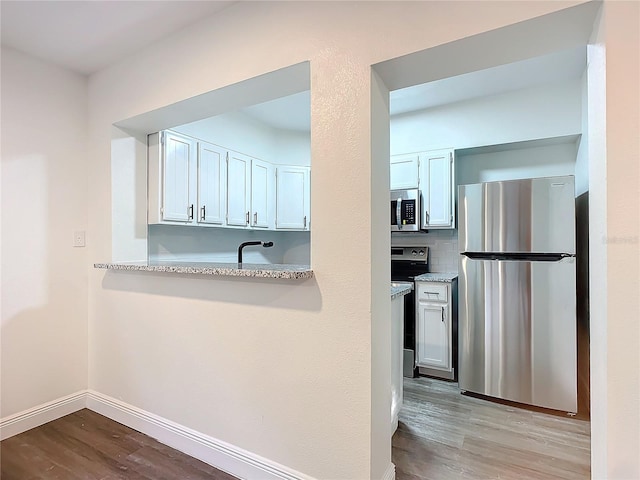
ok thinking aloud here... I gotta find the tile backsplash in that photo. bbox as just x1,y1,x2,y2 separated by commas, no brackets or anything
425,230,459,273
391,230,459,273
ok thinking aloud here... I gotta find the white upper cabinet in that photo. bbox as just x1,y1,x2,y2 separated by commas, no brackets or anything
197,142,226,225
148,131,197,224
276,166,310,230
226,151,252,227
251,159,274,229
420,149,455,229
149,130,311,232
390,153,420,190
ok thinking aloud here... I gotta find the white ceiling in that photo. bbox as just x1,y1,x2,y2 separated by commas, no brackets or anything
0,0,234,75
0,1,586,132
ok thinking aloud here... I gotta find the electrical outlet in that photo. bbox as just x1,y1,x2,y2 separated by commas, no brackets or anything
73,230,86,247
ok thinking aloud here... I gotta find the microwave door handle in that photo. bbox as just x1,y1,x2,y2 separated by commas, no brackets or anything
396,197,402,230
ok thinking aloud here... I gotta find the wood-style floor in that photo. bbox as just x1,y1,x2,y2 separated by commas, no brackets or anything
0,409,237,480
2,383,590,480
393,377,591,480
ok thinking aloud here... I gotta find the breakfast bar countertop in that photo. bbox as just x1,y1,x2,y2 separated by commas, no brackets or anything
94,262,314,280
391,283,413,299
414,272,458,283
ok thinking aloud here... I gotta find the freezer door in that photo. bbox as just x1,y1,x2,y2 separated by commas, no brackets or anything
458,255,577,412
458,176,576,254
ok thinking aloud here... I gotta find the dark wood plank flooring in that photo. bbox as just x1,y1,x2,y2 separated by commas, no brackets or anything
393,377,591,480
0,409,238,480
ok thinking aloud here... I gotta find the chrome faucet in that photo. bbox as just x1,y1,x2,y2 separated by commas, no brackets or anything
237,241,274,267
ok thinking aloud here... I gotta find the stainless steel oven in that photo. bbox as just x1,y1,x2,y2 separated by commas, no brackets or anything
391,243,429,377
391,189,421,232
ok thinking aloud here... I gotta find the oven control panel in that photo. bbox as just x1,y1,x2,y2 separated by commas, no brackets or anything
391,246,429,263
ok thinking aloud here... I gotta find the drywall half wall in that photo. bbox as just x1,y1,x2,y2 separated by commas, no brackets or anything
0,47,88,418
86,1,637,479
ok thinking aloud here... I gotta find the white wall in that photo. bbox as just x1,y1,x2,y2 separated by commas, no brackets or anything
175,111,310,167
0,47,88,417
457,141,578,185
391,80,582,154
588,3,640,478
82,1,638,479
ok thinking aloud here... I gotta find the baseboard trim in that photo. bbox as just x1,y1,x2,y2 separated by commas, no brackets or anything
85,390,314,480
0,390,86,441
383,462,396,480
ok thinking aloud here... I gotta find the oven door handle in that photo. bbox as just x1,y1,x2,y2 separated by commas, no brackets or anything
396,197,402,230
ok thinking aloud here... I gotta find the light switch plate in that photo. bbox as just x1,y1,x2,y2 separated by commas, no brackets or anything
73,230,86,247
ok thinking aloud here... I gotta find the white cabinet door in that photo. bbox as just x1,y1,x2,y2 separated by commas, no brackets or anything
390,153,419,189
197,142,226,225
276,166,310,230
251,159,273,229
162,131,197,223
420,149,454,228
416,301,450,370
227,151,251,227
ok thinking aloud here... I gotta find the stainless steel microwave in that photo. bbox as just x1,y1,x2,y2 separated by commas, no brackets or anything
391,188,421,231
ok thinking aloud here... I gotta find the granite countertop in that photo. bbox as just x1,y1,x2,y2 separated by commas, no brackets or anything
94,262,313,280
391,283,413,299
414,272,458,283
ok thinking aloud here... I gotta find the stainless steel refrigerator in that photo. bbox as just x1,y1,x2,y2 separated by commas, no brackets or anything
458,175,577,413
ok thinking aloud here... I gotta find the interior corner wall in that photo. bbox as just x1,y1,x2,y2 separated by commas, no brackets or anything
0,47,89,417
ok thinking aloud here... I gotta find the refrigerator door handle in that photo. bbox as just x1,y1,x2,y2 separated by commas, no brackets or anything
461,252,575,262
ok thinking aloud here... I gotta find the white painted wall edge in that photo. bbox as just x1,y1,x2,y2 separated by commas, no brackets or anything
383,462,396,480
0,389,315,480
0,390,86,440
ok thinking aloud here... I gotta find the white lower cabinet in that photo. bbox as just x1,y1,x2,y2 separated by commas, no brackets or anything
391,293,405,434
415,279,458,380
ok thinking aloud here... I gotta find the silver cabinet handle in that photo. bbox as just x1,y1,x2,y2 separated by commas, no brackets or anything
254,212,258,224
396,197,402,230
441,306,445,322
201,205,206,221
188,204,194,220
246,211,250,225
304,215,307,229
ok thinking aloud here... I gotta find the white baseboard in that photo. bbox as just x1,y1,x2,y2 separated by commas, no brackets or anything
383,462,396,480
85,390,314,480
0,390,86,441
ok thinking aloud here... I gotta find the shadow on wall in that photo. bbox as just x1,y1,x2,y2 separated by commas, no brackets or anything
100,271,322,312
